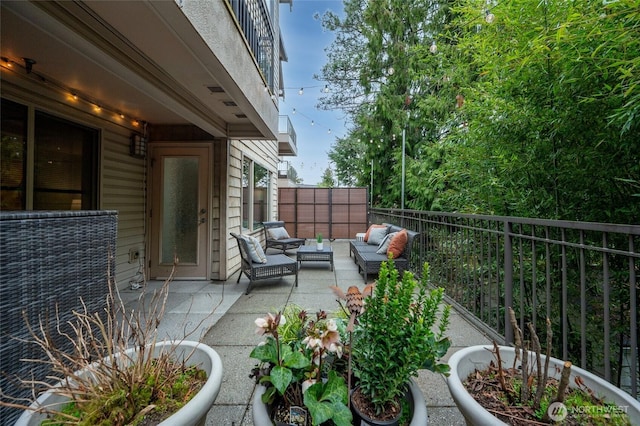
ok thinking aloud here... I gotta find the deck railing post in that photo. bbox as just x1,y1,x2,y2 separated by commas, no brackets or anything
504,220,514,345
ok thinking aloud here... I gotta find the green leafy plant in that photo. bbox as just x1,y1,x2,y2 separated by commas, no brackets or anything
351,259,451,416
316,233,323,243
249,305,352,426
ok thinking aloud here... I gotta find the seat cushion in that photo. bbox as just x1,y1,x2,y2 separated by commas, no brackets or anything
387,229,408,259
364,224,387,242
241,235,267,263
267,226,290,240
367,226,389,246
376,232,398,254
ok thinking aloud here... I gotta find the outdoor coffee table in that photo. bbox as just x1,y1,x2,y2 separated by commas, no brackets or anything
296,245,334,271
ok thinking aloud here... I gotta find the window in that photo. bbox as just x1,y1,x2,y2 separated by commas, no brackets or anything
242,157,271,230
1,98,99,210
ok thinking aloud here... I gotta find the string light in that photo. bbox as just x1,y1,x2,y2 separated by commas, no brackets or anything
485,10,495,23
0,55,144,127
288,107,337,135
299,87,304,95
429,41,437,54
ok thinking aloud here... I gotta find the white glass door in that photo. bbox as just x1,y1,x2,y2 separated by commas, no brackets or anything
149,146,210,279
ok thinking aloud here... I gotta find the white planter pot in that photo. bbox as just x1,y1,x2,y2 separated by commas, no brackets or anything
252,378,428,426
15,340,223,426
446,345,640,426
317,242,324,250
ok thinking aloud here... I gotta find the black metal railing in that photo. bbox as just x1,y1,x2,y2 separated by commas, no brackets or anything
225,0,275,91
370,208,640,399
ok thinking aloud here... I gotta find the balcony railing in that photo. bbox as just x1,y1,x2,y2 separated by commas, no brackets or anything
370,208,640,399
225,0,275,91
277,115,297,156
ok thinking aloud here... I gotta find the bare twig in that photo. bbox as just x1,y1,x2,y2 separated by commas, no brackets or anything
527,322,544,409
508,307,522,368
492,341,510,400
554,361,572,404
0,253,219,424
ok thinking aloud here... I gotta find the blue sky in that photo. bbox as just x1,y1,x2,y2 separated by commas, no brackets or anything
279,0,346,185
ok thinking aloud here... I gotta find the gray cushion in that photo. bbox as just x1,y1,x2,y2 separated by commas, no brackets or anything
241,235,267,263
367,226,388,245
376,232,398,254
267,226,290,240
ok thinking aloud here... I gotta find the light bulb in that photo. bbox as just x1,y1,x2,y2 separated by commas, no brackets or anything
485,10,495,23
311,120,314,126
292,108,296,114
298,87,304,95
327,129,331,134
323,85,330,93
388,67,395,75
429,41,437,54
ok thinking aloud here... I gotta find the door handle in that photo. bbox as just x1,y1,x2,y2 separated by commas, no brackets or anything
200,208,207,214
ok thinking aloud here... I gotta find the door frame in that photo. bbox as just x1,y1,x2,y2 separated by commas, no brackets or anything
147,142,212,280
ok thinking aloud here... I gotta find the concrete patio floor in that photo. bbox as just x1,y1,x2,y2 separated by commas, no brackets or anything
120,239,492,425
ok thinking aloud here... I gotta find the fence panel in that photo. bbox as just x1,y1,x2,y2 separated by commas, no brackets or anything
278,187,368,239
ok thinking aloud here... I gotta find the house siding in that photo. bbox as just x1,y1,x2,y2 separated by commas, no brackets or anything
225,138,279,279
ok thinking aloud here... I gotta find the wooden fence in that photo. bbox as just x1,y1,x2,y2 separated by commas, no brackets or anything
278,187,368,239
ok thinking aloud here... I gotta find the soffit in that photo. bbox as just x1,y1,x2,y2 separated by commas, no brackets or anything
0,0,276,139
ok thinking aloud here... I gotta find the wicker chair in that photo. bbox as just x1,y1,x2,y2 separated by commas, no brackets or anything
261,221,305,254
230,232,298,294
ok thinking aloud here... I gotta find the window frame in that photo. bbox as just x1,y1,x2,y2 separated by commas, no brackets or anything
0,97,100,211
241,155,271,231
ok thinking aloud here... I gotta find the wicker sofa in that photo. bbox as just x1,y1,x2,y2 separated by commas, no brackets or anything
231,232,298,294
261,221,305,254
349,224,420,283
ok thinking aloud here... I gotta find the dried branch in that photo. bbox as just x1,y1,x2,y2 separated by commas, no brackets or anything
521,340,530,402
508,307,522,369
493,341,509,396
0,253,220,423
528,322,544,409
555,361,572,404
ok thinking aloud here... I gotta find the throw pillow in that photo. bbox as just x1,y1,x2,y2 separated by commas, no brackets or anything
387,229,408,259
364,224,387,242
267,226,290,240
376,232,398,254
367,226,389,246
242,235,267,263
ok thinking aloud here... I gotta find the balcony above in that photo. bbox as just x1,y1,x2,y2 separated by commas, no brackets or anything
1,0,280,140
278,115,297,156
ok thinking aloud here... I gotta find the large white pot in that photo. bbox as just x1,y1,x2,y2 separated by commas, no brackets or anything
447,345,640,426
252,378,428,426
15,340,223,426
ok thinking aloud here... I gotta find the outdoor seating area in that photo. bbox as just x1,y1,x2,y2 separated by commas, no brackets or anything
350,223,420,283
124,239,489,425
230,232,298,295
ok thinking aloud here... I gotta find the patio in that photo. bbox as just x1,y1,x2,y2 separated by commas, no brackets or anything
120,239,492,425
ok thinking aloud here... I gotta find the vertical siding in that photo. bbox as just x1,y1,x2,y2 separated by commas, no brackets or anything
225,138,279,279
101,127,147,287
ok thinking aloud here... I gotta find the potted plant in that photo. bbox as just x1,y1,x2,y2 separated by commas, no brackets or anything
446,309,640,425
3,267,224,425
316,233,324,250
350,259,451,426
250,304,352,426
